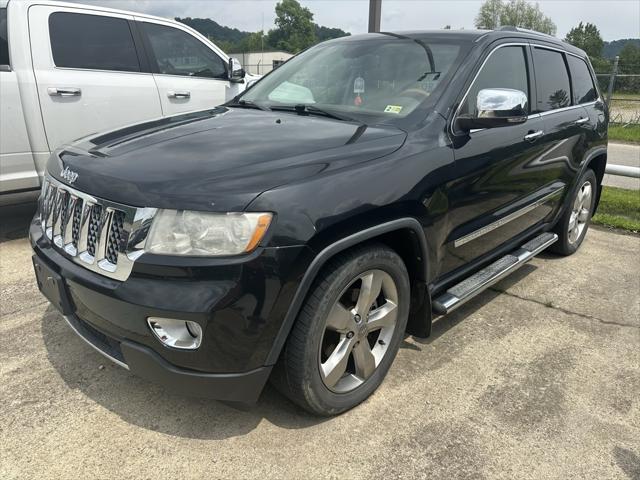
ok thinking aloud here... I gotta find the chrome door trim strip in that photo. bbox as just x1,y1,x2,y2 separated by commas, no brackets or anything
454,187,565,248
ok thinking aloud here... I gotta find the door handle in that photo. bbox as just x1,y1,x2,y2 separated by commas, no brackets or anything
167,91,191,99
524,130,544,142
574,117,590,125
47,87,81,97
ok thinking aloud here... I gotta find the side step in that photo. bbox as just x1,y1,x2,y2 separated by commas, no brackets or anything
432,232,558,315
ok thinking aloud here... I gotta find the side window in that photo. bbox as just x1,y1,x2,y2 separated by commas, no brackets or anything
459,46,530,117
142,23,227,79
49,12,140,72
567,55,598,104
1,8,10,67
532,48,571,112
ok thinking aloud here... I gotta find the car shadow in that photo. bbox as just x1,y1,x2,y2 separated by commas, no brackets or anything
40,306,329,440
0,202,37,244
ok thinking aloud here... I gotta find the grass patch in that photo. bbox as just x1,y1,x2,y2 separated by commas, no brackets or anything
592,186,640,232
608,124,640,144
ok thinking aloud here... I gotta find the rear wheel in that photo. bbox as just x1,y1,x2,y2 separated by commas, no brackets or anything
271,244,410,416
551,168,597,255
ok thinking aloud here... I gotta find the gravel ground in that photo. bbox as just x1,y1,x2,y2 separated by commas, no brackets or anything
1,204,639,480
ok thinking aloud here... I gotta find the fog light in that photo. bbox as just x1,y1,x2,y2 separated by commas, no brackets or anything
147,317,203,350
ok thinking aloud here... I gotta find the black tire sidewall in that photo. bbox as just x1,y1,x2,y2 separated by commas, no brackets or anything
298,246,410,415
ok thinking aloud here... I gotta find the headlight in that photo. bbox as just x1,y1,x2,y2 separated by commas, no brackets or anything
145,210,272,256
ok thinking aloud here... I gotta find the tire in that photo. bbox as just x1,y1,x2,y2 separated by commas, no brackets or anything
271,243,410,416
550,168,598,256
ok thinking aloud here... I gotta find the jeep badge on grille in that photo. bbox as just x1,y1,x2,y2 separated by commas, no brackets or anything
60,166,78,184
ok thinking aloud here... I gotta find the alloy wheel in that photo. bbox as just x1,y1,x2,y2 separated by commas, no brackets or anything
318,269,399,393
568,180,592,244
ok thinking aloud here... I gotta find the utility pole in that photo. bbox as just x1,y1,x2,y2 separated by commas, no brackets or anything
606,55,619,107
368,0,382,33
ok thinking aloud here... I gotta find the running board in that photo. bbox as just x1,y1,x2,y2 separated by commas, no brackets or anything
432,232,558,315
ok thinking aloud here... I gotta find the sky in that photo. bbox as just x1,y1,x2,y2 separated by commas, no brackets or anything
71,0,640,41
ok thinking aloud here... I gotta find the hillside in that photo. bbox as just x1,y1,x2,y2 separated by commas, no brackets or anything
603,38,640,59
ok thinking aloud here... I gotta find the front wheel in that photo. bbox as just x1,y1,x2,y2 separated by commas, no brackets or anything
271,244,410,416
551,168,597,256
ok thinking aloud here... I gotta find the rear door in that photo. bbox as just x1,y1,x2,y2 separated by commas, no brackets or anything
137,19,235,115
444,43,565,274
530,46,593,211
29,5,162,150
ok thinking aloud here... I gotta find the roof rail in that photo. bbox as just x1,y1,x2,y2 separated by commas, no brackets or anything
497,25,557,40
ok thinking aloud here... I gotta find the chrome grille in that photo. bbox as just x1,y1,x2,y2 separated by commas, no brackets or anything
39,175,156,281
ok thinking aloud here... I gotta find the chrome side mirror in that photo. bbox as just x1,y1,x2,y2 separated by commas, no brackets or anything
228,57,245,83
456,88,528,131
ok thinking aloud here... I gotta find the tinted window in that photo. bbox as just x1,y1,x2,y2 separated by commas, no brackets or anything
533,48,571,112
567,55,597,104
49,12,140,72
0,8,9,66
459,46,530,116
142,23,227,79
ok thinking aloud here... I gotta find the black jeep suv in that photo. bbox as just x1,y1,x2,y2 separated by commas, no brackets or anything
31,28,607,415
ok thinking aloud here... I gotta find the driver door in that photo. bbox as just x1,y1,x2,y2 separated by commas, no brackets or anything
137,19,235,115
442,43,564,274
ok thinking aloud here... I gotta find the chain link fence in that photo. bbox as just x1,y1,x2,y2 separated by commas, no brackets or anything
595,57,640,125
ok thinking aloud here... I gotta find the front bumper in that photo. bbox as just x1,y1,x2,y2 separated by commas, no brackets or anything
30,218,311,402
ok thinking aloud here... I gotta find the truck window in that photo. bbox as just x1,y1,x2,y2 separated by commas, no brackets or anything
459,45,530,117
533,48,571,112
49,12,140,72
0,8,9,67
141,23,227,79
567,55,598,104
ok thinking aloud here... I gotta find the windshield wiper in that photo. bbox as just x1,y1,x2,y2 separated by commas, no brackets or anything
271,104,359,123
227,99,271,111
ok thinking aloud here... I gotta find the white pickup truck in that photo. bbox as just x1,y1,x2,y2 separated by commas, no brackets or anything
0,0,256,205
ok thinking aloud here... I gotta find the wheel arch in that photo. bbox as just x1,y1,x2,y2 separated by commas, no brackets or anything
585,150,607,213
265,218,432,366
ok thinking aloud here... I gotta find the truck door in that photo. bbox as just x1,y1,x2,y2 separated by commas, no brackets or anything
28,5,162,150
136,19,236,116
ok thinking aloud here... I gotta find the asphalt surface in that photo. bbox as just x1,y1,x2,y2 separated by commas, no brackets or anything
604,142,640,190
1,204,639,480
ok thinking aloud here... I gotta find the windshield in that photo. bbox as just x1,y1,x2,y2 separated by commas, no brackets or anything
240,35,467,123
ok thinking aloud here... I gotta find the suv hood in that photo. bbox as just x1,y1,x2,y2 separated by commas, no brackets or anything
50,107,406,211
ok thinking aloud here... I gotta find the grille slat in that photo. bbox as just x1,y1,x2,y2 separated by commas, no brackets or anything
38,175,146,281
106,211,126,265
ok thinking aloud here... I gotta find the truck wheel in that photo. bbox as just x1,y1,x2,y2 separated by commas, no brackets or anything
551,168,597,256
272,244,410,416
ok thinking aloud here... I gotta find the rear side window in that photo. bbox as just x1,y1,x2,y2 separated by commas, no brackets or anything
459,45,530,116
533,48,571,112
49,12,140,72
0,8,9,67
142,23,227,79
567,55,597,104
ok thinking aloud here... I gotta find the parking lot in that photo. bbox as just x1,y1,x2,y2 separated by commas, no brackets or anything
1,203,639,480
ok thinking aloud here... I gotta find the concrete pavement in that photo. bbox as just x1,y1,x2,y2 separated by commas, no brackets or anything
604,142,640,190
1,204,639,480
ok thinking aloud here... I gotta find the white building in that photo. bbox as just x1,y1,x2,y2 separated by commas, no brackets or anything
230,51,293,75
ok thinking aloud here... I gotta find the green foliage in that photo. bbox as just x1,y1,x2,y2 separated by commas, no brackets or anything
268,0,316,53
177,4,349,55
475,0,556,35
564,22,604,58
592,187,640,233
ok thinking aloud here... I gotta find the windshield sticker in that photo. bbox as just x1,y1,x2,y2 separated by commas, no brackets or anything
354,77,365,93
384,105,403,114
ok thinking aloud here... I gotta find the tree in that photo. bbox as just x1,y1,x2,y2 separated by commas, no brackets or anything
475,0,503,30
268,0,316,53
474,0,556,35
565,22,604,58
619,42,640,73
